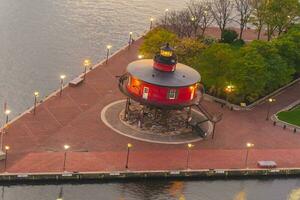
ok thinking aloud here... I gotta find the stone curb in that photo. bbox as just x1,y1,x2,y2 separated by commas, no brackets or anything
271,100,300,131
0,168,300,183
100,100,213,144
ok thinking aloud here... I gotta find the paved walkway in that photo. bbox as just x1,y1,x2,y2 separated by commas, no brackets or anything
1,29,300,174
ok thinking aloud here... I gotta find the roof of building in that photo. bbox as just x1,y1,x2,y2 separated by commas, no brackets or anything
127,59,201,87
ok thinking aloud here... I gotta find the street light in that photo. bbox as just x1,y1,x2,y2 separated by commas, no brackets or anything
225,84,235,102
4,145,9,172
165,8,169,26
128,32,133,46
125,143,132,169
138,55,144,59
186,143,194,169
83,59,91,81
266,98,276,120
33,91,39,115
106,45,112,64
150,17,154,30
4,109,10,124
57,186,63,200
245,142,254,168
0,129,4,151
63,144,70,172
59,75,66,97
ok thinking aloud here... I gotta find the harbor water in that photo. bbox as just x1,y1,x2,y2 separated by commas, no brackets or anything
0,1,299,199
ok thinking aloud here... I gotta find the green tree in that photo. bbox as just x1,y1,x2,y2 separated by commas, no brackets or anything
250,0,268,40
230,46,269,103
275,25,300,75
247,40,295,91
139,28,179,58
175,38,207,64
250,0,300,40
193,43,235,96
221,29,238,44
265,0,300,38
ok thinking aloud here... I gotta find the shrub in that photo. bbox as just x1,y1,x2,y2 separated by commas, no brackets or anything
232,39,245,47
221,29,238,44
201,36,218,46
139,28,179,58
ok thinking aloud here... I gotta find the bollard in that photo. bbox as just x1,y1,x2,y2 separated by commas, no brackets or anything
294,128,297,133
283,125,286,129
273,121,276,126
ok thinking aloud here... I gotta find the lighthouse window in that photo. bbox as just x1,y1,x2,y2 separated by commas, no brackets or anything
168,89,177,100
127,76,131,86
142,87,149,100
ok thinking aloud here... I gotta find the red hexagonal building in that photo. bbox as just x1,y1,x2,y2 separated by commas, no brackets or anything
119,44,220,136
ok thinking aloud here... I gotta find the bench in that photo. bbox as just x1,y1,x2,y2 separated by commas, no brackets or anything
257,161,277,168
69,77,84,87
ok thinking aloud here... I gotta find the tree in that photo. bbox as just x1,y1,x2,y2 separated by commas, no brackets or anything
193,43,235,96
234,0,253,39
251,0,300,41
230,46,269,103
139,28,179,58
175,38,207,64
187,0,214,37
274,26,300,75
221,29,238,43
247,40,295,91
210,0,234,34
164,9,194,38
266,0,300,37
250,0,268,40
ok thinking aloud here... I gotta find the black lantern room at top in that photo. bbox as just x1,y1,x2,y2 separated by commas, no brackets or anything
119,43,201,109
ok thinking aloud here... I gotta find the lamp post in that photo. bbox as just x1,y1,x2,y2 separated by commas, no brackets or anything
4,145,9,172
4,110,10,125
164,8,169,26
106,45,112,64
83,59,91,81
225,84,235,102
56,186,63,200
245,142,254,168
186,143,194,169
125,143,132,169
63,144,70,172
150,17,154,30
266,98,276,120
0,129,4,151
33,91,39,115
59,75,66,97
128,32,133,46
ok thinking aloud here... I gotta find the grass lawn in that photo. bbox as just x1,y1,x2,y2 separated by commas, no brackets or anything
277,105,300,126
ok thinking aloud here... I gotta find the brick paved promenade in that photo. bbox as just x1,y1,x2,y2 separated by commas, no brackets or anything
1,28,300,175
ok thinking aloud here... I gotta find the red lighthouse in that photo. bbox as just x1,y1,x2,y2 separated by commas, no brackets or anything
120,44,200,108
119,44,221,137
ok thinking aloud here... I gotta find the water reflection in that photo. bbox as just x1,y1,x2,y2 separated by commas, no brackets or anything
168,181,185,199
233,190,247,200
0,178,300,200
56,186,63,200
288,188,300,200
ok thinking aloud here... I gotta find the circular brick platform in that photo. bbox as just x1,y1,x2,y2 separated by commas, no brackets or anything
101,100,213,144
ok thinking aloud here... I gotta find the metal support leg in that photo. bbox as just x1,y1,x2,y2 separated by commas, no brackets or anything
139,107,144,128
212,122,216,139
124,98,130,121
186,106,192,128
